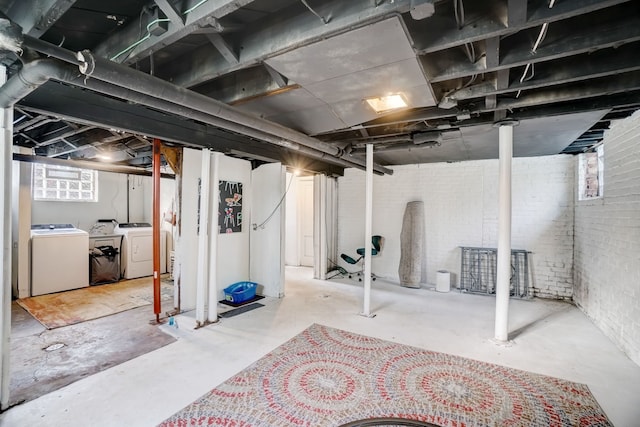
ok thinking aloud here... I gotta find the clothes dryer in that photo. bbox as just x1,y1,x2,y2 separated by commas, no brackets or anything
114,223,167,279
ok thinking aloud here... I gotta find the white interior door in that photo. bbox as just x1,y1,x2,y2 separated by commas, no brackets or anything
297,177,314,267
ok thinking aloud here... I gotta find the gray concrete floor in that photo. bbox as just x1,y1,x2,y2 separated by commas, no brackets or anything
2,267,639,426
8,289,176,407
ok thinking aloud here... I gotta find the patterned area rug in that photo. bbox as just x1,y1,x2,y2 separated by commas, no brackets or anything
159,324,611,426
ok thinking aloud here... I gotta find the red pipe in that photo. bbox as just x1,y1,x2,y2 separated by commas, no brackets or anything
152,138,161,322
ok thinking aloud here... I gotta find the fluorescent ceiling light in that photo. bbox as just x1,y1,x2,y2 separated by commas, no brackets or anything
365,94,408,113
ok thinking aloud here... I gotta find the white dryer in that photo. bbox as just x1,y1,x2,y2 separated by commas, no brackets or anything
114,223,167,279
30,224,89,296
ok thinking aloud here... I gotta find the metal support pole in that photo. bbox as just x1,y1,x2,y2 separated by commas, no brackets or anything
152,138,162,323
0,66,13,409
494,121,517,343
361,144,374,317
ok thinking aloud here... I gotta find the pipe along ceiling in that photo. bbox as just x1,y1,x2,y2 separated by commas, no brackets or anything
0,33,394,175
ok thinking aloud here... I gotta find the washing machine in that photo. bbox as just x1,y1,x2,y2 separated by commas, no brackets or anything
30,224,89,296
114,223,167,279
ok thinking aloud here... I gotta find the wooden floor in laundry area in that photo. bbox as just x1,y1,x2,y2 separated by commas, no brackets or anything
17,277,174,329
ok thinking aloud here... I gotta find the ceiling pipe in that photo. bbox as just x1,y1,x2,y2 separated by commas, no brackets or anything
75,49,393,175
12,153,175,178
77,78,370,172
0,57,381,174
16,37,392,175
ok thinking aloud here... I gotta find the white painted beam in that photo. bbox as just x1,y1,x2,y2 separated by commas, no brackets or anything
207,152,220,322
0,66,13,410
362,144,373,317
494,123,514,343
195,149,211,325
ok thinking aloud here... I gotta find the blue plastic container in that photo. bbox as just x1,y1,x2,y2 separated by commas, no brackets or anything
223,281,258,303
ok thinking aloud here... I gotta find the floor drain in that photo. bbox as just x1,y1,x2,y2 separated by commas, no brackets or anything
44,343,65,352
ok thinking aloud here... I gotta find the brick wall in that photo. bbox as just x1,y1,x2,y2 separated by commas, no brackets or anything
337,155,575,299
574,111,640,366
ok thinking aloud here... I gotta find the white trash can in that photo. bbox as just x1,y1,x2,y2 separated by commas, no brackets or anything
436,270,451,292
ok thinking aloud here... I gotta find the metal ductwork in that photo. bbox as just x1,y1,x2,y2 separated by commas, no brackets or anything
1,35,393,175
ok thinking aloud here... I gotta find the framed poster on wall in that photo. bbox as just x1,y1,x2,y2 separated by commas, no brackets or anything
219,180,243,233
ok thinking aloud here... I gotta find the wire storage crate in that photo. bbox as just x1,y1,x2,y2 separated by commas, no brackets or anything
459,247,530,298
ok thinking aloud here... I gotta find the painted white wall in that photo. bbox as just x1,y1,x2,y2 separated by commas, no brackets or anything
174,148,201,310
127,175,146,223
337,155,575,299
31,171,131,231
11,155,31,299
574,111,640,366
30,171,175,232
215,155,252,301
284,172,299,266
250,163,285,298
143,175,176,233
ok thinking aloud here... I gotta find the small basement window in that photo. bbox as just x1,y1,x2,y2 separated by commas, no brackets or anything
32,163,98,202
578,144,604,201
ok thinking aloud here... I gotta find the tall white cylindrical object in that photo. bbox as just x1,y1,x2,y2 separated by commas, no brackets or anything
494,124,513,342
207,152,220,322
362,144,373,317
1,65,12,410
195,149,211,325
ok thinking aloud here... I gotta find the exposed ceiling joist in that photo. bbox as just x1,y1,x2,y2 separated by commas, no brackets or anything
206,33,239,65
153,0,184,27
6,0,76,37
160,0,413,88
94,0,256,63
411,0,631,54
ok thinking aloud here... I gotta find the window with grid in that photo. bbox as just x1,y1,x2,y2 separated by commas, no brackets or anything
578,144,604,201
32,164,98,202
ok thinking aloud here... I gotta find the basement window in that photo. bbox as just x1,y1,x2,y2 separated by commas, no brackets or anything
578,144,604,201
32,164,98,202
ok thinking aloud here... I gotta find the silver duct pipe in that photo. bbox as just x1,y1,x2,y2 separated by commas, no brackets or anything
0,59,369,172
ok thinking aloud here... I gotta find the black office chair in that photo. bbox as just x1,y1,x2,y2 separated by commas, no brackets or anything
339,235,383,281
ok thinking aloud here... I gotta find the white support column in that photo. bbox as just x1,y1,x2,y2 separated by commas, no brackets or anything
1,66,13,410
361,144,374,317
195,149,211,326
314,174,328,280
494,121,516,343
207,152,220,322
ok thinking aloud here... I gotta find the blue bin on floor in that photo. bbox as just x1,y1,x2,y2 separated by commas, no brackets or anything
223,281,258,303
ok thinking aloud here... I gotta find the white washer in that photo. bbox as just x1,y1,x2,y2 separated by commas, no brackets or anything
30,224,89,296
115,223,167,279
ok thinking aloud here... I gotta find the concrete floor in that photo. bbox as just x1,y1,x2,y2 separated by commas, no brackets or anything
9,299,176,407
1,266,639,426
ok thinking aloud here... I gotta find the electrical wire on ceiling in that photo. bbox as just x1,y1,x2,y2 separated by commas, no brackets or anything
453,0,476,64
111,0,211,61
300,0,329,24
515,1,554,98
437,0,478,109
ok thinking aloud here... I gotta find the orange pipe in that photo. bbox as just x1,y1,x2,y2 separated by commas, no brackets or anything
152,138,161,322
